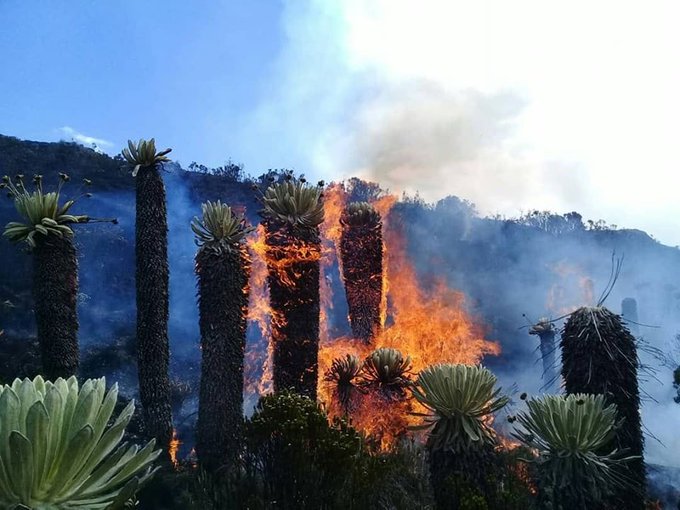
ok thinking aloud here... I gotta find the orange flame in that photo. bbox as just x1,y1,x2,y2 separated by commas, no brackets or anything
169,428,181,468
546,261,595,315
245,225,275,396
245,220,323,396
495,436,538,495
319,184,350,343
243,184,501,448
317,187,500,448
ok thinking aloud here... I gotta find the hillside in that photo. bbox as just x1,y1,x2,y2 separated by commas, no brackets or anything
1,135,679,493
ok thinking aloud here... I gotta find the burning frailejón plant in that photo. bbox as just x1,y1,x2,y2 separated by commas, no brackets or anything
361,347,412,400
324,353,363,413
258,172,324,399
193,201,252,472
514,394,636,508
339,202,384,343
121,138,174,449
2,173,92,379
411,363,508,509
561,306,646,509
317,187,500,448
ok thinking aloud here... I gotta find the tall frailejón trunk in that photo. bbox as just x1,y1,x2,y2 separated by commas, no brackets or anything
135,167,173,448
340,217,383,343
265,221,321,399
196,245,250,472
33,235,79,379
561,306,646,509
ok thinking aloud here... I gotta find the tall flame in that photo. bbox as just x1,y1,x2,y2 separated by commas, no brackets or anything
245,225,275,396
242,183,501,447
317,187,500,447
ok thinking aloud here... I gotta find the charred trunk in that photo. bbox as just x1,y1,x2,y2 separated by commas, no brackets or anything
196,245,250,472
537,330,557,391
561,306,646,509
135,167,173,448
340,219,383,343
621,298,639,334
33,235,79,379
265,221,320,399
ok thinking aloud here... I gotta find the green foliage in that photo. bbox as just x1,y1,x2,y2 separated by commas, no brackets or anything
136,443,436,510
120,139,172,177
0,375,161,509
513,393,636,506
190,200,253,254
515,393,619,453
341,202,381,226
135,468,196,510
411,363,508,452
184,469,262,510
341,440,434,509
439,474,489,510
245,391,362,509
260,175,324,229
2,174,89,248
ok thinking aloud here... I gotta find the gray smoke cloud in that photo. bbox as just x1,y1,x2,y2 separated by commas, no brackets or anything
238,0,680,246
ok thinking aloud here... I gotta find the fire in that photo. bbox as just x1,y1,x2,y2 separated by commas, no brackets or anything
546,261,595,315
245,225,275,396
242,183,501,448
319,184,351,343
495,436,539,495
317,187,500,448
169,428,181,468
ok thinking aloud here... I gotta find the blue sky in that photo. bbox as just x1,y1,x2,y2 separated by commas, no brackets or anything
0,0,284,168
2,0,680,247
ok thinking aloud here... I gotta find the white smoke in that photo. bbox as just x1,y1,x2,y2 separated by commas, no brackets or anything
57,126,114,153
241,0,680,245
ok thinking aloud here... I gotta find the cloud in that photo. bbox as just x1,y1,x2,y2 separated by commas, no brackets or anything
326,79,593,214
57,126,114,153
242,0,680,245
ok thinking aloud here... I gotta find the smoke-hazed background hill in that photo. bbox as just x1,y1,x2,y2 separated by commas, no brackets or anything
0,136,679,500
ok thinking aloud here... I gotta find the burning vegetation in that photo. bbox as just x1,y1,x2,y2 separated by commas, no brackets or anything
257,172,325,399
0,156,661,509
340,201,384,343
316,185,500,447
